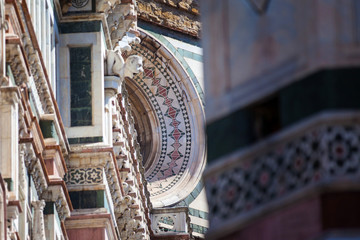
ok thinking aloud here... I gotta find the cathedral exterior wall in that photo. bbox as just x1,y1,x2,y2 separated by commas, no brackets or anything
201,0,360,239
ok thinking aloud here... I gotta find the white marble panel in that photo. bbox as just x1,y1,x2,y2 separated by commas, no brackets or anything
189,189,209,213
184,57,204,91
59,32,105,139
164,36,202,55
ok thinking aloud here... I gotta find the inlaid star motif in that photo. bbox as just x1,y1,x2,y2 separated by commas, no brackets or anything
87,168,102,183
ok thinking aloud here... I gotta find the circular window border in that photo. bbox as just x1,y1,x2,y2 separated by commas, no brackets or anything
127,30,206,207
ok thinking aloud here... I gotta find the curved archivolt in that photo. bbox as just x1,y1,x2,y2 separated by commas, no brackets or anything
126,30,206,207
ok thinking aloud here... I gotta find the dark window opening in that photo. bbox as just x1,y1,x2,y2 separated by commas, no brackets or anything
250,96,281,141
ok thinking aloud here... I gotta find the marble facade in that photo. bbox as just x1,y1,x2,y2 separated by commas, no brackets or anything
0,0,206,239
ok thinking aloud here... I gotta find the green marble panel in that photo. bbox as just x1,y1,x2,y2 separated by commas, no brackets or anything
39,120,58,142
68,136,103,144
4,178,13,191
60,20,101,33
70,47,92,127
69,190,105,209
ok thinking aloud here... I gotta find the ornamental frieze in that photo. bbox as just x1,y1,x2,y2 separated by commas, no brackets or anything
65,167,104,185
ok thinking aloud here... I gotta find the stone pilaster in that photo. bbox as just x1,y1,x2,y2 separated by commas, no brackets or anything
32,200,46,240
0,87,19,199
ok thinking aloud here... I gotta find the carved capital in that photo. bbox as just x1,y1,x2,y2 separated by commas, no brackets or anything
31,199,45,211
32,200,46,240
0,87,19,105
0,75,9,86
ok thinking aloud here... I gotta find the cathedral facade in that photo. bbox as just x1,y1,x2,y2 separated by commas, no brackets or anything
0,0,206,239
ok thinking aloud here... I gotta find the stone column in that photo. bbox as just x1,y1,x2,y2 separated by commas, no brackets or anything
0,0,6,79
0,88,19,198
32,200,46,240
105,75,122,145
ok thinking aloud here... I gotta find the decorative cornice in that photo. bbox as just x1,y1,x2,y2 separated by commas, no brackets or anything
20,0,70,154
137,0,200,38
41,181,72,221
20,142,48,196
65,213,118,239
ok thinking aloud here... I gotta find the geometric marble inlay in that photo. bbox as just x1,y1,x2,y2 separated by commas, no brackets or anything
65,167,103,185
128,31,206,207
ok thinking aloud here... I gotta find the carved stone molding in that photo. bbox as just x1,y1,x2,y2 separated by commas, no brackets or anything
6,201,22,240
65,152,124,221
21,143,48,196
107,1,138,46
24,32,54,115
41,184,71,221
7,46,28,86
111,84,153,239
137,0,200,37
0,86,19,105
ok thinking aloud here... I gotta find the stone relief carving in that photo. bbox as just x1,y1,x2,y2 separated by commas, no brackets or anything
20,143,48,196
123,55,143,78
103,37,153,238
105,35,143,81
14,32,55,114
105,45,125,77
41,185,71,221
107,2,137,43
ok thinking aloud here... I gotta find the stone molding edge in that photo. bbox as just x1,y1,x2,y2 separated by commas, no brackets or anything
17,83,73,220
54,0,140,51
42,181,73,221
20,1,69,154
114,84,154,238
65,213,118,239
6,0,70,155
137,0,200,38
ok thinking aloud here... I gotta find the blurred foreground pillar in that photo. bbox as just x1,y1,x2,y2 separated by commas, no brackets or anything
201,0,360,239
